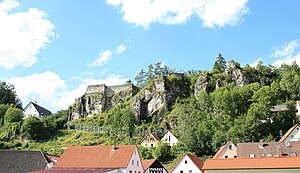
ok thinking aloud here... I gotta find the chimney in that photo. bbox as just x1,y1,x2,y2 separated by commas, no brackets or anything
112,145,118,151
259,140,264,148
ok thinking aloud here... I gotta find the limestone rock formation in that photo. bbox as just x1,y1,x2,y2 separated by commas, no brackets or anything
226,61,249,87
70,84,138,120
132,73,184,121
194,74,208,96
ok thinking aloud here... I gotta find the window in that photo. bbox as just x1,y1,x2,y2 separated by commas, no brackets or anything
132,160,134,166
234,156,237,158
229,145,232,150
151,144,154,147
249,154,255,158
224,155,228,158
291,135,294,138
290,152,297,156
169,135,171,142
267,153,272,157
130,171,132,173
297,127,299,130
185,160,187,164
189,170,192,173
180,171,183,173
137,161,139,166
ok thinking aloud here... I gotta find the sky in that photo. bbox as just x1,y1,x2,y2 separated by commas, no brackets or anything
0,0,300,113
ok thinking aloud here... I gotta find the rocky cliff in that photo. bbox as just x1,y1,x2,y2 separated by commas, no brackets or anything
70,84,138,120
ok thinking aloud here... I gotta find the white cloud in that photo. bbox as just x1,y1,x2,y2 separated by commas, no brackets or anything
272,53,300,67
0,0,55,69
89,50,112,66
249,57,263,67
116,43,126,54
5,71,67,112
271,39,299,58
4,72,129,112
105,0,249,29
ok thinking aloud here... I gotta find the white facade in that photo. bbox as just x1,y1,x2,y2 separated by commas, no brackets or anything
171,155,203,173
161,130,179,147
23,102,41,119
282,126,300,142
126,147,144,173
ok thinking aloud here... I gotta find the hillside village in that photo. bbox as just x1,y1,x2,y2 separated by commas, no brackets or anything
2,58,300,172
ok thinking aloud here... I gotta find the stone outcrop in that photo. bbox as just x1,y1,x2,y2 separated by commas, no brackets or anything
226,61,249,87
70,84,138,120
132,73,185,121
194,74,208,96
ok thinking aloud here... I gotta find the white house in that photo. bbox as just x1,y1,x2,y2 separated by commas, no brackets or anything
279,124,300,142
23,102,52,119
171,153,203,173
161,130,179,147
53,145,144,173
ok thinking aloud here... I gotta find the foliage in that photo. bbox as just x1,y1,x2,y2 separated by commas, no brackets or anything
0,81,22,108
152,142,171,162
4,107,23,124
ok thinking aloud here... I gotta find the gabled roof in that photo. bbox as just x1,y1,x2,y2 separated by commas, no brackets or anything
171,153,203,173
141,132,161,142
54,145,136,169
203,156,300,170
237,141,300,158
161,130,178,142
213,141,236,158
24,101,52,116
279,124,300,142
0,150,51,173
142,159,156,170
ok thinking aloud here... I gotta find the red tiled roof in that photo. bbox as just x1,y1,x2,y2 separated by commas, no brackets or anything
170,153,203,173
140,132,161,143
279,124,300,142
142,159,156,170
203,156,300,170
54,145,136,169
31,168,115,173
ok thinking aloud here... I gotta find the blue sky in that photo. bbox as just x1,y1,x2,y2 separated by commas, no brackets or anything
0,0,300,112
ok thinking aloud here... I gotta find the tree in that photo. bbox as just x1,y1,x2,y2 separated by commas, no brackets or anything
0,81,22,108
212,53,226,73
0,104,9,126
121,108,136,138
21,116,44,140
135,69,146,88
152,142,171,162
4,107,23,124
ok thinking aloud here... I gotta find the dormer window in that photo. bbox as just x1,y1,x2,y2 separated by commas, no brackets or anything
250,154,255,158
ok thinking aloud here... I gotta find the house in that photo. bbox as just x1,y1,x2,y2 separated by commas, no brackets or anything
171,153,203,173
49,145,144,173
142,159,168,173
140,132,161,148
23,101,52,119
213,141,237,158
160,130,179,147
202,156,300,173
0,150,53,173
237,141,300,158
279,124,300,142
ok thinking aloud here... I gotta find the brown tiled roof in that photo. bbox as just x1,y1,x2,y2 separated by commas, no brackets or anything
187,154,203,172
213,141,236,159
203,156,300,170
54,145,136,169
140,132,161,143
171,153,203,173
142,159,156,170
279,124,300,142
237,141,300,158
31,168,115,173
